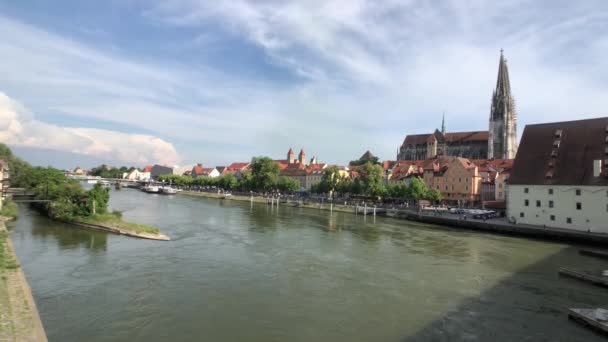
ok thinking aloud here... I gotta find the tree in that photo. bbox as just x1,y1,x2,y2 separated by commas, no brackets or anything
407,177,429,201
359,162,385,196
217,174,238,190
86,184,110,215
425,188,443,203
277,176,300,193
317,166,346,195
250,157,279,192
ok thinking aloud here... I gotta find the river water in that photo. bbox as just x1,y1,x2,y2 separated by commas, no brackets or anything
7,189,608,341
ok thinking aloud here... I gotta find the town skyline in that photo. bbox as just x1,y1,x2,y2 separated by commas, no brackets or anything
1,1,608,168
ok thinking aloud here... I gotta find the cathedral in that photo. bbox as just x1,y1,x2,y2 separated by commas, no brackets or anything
397,50,518,161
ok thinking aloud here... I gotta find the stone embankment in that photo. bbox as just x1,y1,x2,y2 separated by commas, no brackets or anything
0,219,48,342
180,191,608,245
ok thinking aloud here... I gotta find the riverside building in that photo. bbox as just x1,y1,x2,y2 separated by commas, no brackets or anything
507,117,608,233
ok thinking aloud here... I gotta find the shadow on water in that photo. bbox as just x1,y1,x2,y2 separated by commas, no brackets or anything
402,245,608,342
12,206,108,252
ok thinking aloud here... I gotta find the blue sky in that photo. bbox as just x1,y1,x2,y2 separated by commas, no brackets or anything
0,0,607,168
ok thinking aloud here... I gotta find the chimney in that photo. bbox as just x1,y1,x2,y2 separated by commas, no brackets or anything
593,160,602,177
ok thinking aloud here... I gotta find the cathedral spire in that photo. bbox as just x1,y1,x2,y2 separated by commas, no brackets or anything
441,112,446,134
494,49,511,101
488,49,518,159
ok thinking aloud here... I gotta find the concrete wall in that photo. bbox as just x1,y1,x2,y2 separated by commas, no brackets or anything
507,184,608,233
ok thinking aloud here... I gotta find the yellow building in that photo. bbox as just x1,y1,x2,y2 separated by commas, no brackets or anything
422,157,482,205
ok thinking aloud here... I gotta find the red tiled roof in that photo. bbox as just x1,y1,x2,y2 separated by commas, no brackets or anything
227,162,250,171
402,131,489,146
143,165,152,172
382,160,397,170
509,117,608,186
192,165,205,175
274,160,290,170
444,131,489,143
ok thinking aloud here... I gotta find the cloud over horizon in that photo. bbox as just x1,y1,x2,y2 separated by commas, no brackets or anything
0,1,607,167
0,92,180,165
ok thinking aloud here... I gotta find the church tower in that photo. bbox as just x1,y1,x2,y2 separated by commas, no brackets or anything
298,149,306,165
287,148,295,164
488,50,518,159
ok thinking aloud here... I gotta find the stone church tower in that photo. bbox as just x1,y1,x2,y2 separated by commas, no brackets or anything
488,50,518,159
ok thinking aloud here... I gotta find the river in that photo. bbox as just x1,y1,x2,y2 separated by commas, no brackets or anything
7,188,608,341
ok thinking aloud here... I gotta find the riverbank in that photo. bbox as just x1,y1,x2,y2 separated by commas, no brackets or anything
0,219,47,341
180,191,608,245
74,214,170,241
180,191,357,213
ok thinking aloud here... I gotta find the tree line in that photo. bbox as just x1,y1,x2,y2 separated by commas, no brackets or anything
158,156,441,202
0,144,111,221
310,163,442,202
157,157,300,193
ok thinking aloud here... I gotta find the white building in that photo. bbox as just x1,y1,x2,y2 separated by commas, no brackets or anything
507,118,608,233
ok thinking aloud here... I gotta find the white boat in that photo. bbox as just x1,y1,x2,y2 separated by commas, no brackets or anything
160,186,177,195
99,180,112,188
143,185,160,193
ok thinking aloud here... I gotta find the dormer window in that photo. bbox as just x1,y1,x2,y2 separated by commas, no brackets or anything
545,171,553,179
553,140,560,148
555,130,563,138
548,160,555,168
551,150,558,158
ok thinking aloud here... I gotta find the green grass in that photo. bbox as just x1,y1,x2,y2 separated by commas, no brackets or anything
76,212,160,235
0,201,18,221
0,232,19,270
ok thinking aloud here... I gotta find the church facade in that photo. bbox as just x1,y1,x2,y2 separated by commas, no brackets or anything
397,51,518,161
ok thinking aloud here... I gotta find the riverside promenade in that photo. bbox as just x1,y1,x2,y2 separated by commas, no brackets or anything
180,190,608,246
0,219,47,342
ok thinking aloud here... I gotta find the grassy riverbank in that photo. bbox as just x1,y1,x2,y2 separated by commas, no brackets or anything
75,212,160,235
0,200,18,221
0,221,48,341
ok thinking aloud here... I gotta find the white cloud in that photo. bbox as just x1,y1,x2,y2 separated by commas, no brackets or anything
0,92,180,165
2,1,608,167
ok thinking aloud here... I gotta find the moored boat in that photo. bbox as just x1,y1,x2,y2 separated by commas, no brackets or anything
143,185,160,193
160,186,177,195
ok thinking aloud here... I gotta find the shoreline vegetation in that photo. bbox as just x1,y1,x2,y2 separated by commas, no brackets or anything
0,220,48,341
0,143,168,241
73,212,169,241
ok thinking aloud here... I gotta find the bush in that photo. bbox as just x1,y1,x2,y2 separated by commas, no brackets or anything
0,200,18,220
112,210,123,219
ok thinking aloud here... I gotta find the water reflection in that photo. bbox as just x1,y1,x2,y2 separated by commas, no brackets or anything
28,215,108,252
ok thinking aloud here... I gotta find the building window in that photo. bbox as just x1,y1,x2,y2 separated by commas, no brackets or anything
576,202,582,210
520,212,524,218
525,199,529,206
549,200,554,208
459,177,461,183
548,189,553,195
524,188,529,193
567,217,572,224
498,192,503,197
499,183,502,189
465,186,468,191
445,186,448,191
576,189,581,196
550,215,555,221
536,200,541,207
